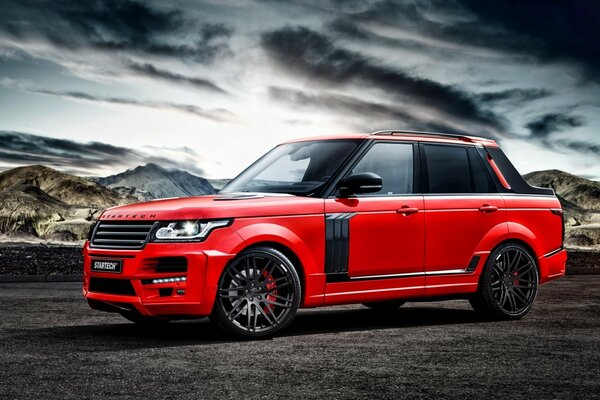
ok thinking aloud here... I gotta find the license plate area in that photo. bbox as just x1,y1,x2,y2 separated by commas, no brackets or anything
91,259,123,274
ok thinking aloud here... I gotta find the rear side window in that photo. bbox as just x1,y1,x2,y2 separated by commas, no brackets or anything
423,145,471,193
423,144,496,194
467,147,496,193
351,142,413,195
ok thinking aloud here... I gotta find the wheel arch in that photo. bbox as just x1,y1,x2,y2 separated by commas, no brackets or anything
477,222,542,261
240,241,307,305
484,238,541,280
231,223,325,306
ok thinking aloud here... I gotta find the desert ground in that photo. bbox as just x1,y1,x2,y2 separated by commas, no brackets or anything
0,277,598,399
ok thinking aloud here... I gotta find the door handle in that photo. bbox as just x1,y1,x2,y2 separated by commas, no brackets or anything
479,204,498,213
397,206,419,215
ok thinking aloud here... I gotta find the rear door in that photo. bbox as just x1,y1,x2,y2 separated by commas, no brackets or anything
421,143,506,273
324,141,425,279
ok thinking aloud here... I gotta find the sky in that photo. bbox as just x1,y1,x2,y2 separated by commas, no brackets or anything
0,0,598,180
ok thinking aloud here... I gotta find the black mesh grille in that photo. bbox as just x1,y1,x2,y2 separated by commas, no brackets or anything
156,257,188,273
89,277,136,296
90,221,155,249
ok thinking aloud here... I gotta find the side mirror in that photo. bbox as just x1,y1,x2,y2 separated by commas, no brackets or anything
338,172,382,197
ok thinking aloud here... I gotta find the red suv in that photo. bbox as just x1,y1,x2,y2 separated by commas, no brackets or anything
83,131,566,337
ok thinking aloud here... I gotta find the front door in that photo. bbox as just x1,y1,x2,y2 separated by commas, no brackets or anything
324,141,425,280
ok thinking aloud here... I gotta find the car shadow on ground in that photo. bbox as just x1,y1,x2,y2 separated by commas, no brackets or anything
17,303,496,351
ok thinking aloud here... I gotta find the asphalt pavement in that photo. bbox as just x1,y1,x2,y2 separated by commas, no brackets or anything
0,277,598,399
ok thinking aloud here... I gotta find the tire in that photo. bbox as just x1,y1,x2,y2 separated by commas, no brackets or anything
362,300,406,310
119,311,170,326
210,246,302,338
469,243,539,319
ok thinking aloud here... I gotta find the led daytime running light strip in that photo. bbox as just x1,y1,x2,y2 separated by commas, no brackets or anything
151,276,187,284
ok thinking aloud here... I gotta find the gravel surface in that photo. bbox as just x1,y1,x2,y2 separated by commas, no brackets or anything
0,243,82,275
0,277,598,399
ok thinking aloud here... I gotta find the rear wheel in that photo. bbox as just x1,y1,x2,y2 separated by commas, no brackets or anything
362,300,405,310
469,243,539,319
210,247,301,338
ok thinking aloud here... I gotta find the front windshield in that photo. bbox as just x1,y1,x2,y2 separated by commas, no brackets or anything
221,140,360,196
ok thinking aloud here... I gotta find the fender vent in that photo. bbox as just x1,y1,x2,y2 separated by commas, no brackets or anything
324,213,356,274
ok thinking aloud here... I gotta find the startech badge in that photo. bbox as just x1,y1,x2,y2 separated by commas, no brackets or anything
91,259,123,274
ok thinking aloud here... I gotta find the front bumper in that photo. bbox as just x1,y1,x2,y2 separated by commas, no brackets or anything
83,242,237,318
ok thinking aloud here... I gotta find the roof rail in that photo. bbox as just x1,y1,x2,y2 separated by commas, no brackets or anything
370,130,490,143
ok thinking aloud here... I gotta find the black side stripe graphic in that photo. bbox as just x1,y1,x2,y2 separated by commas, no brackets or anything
325,213,356,274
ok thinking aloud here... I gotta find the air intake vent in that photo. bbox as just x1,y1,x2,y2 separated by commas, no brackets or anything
89,277,136,296
90,221,155,249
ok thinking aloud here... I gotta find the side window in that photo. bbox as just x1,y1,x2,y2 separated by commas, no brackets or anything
423,145,472,193
467,147,496,193
350,143,413,195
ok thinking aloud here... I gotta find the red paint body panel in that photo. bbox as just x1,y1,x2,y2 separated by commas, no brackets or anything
325,196,425,276
83,133,565,320
424,195,506,271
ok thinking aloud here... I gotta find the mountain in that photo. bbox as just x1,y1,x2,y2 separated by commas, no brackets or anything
524,170,600,248
0,165,122,208
95,163,216,200
0,184,67,235
207,178,230,191
0,166,129,241
524,170,600,211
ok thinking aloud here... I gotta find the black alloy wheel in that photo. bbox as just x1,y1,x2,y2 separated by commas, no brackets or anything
211,247,301,338
469,243,539,319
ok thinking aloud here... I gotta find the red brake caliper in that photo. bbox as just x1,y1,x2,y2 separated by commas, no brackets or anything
262,270,277,314
512,271,519,286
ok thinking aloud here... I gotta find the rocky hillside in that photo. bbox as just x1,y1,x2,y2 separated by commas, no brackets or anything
0,185,66,235
524,170,600,211
0,164,217,241
0,166,128,241
94,163,216,200
0,165,122,208
524,170,600,248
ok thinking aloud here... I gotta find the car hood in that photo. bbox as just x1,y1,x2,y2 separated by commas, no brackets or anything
99,193,325,221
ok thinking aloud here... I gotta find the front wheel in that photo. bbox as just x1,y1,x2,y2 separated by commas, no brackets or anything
210,247,301,338
469,243,539,319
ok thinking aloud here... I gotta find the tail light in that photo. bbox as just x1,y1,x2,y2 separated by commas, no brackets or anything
550,208,565,245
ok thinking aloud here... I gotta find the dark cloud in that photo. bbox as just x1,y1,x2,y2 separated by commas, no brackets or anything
477,88,553,105
558,139,600,156
457,0,600,80
128,63,227,93
526,113,585,137
261,26,504,132
327,18,481,61
0,0,233,64
35,89,236,122
0,131,207,176
269,86,469,134
346,0,600,81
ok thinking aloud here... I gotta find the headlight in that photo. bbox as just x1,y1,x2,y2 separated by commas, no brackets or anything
152,220,231,242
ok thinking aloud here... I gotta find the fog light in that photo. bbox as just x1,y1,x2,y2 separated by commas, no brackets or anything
151,276,187,284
